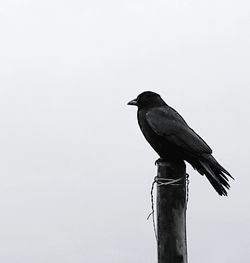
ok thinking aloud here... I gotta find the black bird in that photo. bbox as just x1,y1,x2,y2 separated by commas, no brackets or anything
128,91,233,196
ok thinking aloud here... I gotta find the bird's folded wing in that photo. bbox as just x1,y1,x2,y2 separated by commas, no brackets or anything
146,107,212,154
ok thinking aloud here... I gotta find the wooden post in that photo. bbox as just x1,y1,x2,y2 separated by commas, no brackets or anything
157,159,187,263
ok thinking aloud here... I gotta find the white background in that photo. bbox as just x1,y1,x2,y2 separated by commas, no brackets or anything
0,0,249,262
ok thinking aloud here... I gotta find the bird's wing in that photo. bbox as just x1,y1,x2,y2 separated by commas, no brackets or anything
146,106,212,155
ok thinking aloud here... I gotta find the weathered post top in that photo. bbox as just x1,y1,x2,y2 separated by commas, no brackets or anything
157,159,187,263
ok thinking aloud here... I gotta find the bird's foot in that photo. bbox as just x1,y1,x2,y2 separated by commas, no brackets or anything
155,158,167,166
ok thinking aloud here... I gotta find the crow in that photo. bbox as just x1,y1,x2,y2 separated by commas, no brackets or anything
128,91,233,196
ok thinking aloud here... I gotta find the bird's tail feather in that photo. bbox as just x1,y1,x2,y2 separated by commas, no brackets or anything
197,155,233,196
207,155,234,179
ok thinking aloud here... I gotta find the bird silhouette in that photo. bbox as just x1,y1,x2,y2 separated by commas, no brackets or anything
128,91,233,196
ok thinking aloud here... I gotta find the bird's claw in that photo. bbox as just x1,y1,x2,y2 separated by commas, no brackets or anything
155,158,166,166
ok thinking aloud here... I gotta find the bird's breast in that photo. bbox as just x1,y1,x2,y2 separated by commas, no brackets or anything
137,109,170,157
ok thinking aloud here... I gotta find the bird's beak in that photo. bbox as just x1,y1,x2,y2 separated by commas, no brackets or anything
127,98,138,106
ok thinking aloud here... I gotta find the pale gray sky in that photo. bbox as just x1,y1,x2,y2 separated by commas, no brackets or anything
0,0,249,262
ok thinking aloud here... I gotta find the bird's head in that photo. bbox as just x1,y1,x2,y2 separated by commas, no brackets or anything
127,91,166,109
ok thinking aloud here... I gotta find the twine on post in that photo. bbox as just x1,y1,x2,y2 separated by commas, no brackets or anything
147,174,189,241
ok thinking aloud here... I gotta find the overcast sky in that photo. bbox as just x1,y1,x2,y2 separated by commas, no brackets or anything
0,0,249,262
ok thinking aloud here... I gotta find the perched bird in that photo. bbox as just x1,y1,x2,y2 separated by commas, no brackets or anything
128,91,233,196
